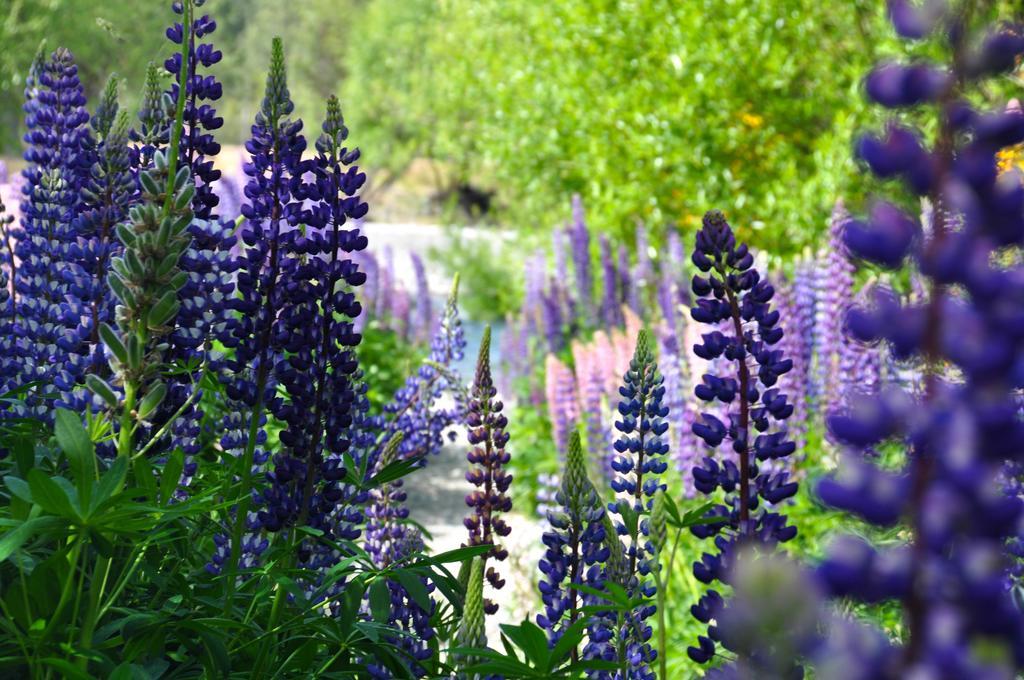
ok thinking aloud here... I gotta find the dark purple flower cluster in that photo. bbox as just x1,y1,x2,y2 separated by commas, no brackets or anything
164,0,223,220
604,328,669,679
813,5,1024,677
5,47,99,416
687,210,798,668
536,431,609,652
218,39,368,550
463,326,513,615
364,435,436,678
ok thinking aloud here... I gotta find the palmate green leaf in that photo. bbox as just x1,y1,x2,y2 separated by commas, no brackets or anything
677,500,726,529
366,455,424,487
415,543,491,566
369,578,391,623
0,516,65,561
26,469,79,521
54,408,96,508
498,620,550,668
93,456,129,512
546,617,589,672
5,475,33,504
159,448,185,505
393,569,432,612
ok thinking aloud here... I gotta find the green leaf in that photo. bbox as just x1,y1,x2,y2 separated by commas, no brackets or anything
93,456,128,510
27,469,79,520
547,617,589,671
367,456,423,487
5,475,33,504
147,291,180,329
499,620,550,668
420,544,490,566
86,374,119,408
54,409,96,508
369,579,391,624
99,323,128,364
0,516,64,561
159,448,185,505
393,569,432,612
137,383,168,420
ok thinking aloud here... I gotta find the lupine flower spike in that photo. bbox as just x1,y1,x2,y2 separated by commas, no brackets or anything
537,430,608,660
463,325,513,614
687,210,799,672
813,6,1024,678
605,327,669,679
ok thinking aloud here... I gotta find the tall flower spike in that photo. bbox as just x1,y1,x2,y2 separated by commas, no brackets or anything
164,0,224,219
536,430,609,659
213,37,306,582
255,92,369,579
598,234,623,329
604,328,668,679
131,62,171,169
364,433,437,678
568,194,594,326
463,325,513,614
812,8,1024,678
687,210,798,670
75,108,136,380
378,275,466,468
814,201,855,412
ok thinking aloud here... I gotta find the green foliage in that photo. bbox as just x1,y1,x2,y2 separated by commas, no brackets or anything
429,229,524,322
343,0,902,253
356,321,425,413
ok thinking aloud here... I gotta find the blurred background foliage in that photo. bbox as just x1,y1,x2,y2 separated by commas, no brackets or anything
3,0,1023,255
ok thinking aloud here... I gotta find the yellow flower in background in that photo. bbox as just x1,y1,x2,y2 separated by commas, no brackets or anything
741,112,764,129
998,100,1024,179
998,145,1024,175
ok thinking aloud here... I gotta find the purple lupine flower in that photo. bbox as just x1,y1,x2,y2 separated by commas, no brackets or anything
536,431,609,655
687,211,798,671
598,234,623,329
773,276,811,449
377,277,466,469
259,94,369,541
630,221,654,314
568,194,594,326
814,201,856,411
410,251,432,341
544,354,578,458
812,12,1024,677
523,248,547,331
164,0,224,219
213,38,308,572
463,326,513,614
9,48,95,417
540,284,565,353
606,329,669,678
617,243,632,315
580,364,613,486
657,327,697,493
130,62,171,170
364,435,436,678
793,261,818,402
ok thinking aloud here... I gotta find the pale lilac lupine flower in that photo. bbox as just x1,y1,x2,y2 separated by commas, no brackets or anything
599,234,622,328
568,194,595,325
814,200,855,410
775,277,811,448
410,252,432,341
617,243,632,314
544,354,578,457
523,248,547,332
